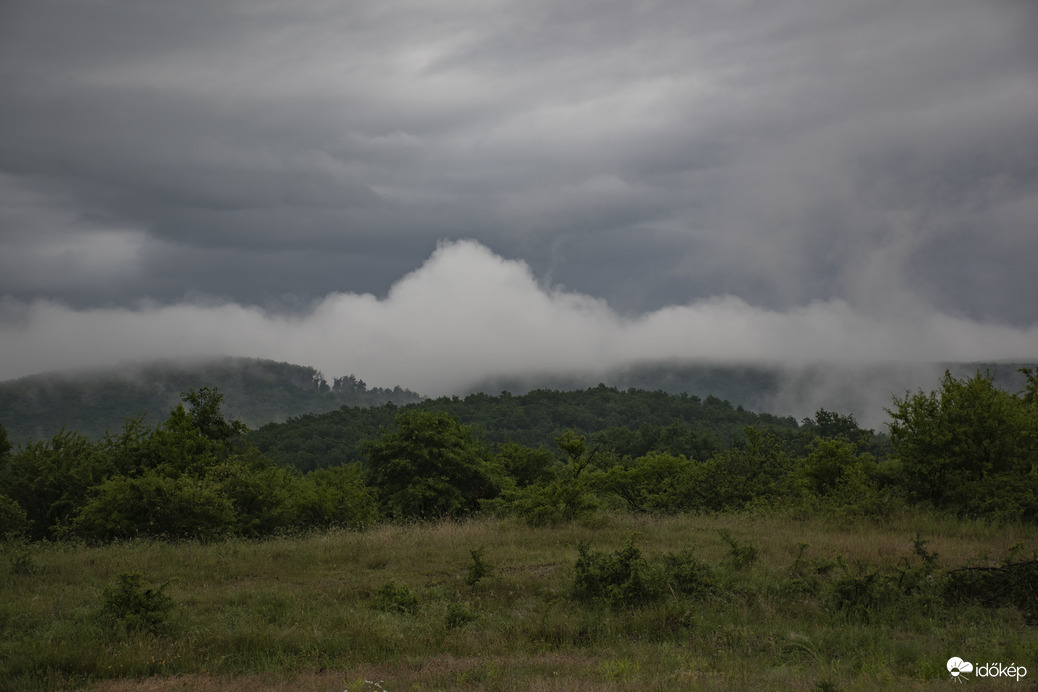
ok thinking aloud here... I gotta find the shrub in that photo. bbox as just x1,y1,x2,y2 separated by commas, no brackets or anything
0,492,29,539
718,530,759,570
465,547,491,588
372,579,420,614
888,370,1038,519
661,548,715,598
593,452,699,513
71,471,236,542
363,410,497,520
944,549,1038,625
496,431,600,526
100,571,174,635
445,600,477,630
573,536,667,609
292,464,380,529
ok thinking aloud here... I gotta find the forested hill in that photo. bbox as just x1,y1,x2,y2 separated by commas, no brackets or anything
0,357,420,444
249,386,817,472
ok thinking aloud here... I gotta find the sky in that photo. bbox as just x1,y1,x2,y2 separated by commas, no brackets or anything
1,0,1037,397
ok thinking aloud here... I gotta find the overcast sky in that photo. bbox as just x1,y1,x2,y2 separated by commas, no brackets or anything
1,0,1037,393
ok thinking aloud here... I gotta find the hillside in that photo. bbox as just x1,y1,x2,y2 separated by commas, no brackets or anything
2,357,1030,449
0,357,421,444
465,361,1035,429
248,385,815,472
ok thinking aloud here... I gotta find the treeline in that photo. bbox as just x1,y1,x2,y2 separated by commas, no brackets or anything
247,386,823,472
1,369,1036,543
0,357,422,444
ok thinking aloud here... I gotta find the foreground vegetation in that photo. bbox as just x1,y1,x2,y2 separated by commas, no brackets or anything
2,511,1035,691
1,367,1035,689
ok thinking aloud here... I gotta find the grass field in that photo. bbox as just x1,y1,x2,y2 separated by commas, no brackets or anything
2,510,1035,691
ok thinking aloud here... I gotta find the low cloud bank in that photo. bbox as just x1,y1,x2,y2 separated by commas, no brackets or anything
2,240,1036,397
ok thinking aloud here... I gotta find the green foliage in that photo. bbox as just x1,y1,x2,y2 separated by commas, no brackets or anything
0,429,108,539
572,536,667,609
252,385,801,471
492,431,600,525
372,579,419,614
0,357,421,446
445,600,477,630
0,421,10,460
493,442,555,487
205,453,297,536
888,370,1038,520
718,530,759,569
690,426,794,511
181,387,249,443
71,471,236,542
4,366,1036,549
660,548,715,598
0,492,29,539
465,547,491,588
592,451,698,513
363,410,497,520
99,571,174,635
292,464,381,529
944,549,1038,625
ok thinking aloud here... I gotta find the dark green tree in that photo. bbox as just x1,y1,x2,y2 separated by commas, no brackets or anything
887,370,1038,519
70,470,236,542
0,421,10,461
363,410,497,519
181,387,248,443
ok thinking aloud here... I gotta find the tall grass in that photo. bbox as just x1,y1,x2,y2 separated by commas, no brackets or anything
1,509,1034,691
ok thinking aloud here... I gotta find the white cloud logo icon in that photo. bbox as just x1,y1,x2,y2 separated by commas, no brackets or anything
947,657,974,677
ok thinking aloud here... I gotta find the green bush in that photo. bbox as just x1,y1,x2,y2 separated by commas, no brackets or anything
573,536,667,609
372,579,420,614
292,464,381,529
592,451,699,513
888,370,1038,519
363,410,498,520
491,431,600,526
661,548,715,598
718,530,759,570
465,547,491,588
71,471,236,542
100,571,174,635
206,453,298,536
0,492,29,539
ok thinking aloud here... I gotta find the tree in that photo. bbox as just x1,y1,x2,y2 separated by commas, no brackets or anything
887,370,1038,519
70,471,236,542
363,410,497,519
181,387,248,443
0,430,103,539
0,421,10,461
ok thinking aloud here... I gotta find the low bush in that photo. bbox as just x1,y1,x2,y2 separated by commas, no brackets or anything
99,571,173,635
572,536,667,609
372,579,420,614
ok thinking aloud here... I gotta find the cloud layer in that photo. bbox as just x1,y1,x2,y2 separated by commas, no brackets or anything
2,241,1035,395
1,0,1037,326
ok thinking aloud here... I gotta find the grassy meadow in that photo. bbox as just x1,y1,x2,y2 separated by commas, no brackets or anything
2,509,1035,691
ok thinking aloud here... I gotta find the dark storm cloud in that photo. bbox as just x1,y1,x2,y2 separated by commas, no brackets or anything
1,0,1037,385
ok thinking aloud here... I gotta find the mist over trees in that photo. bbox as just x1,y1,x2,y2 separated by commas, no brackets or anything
0,357,420,444
1,367,1035,543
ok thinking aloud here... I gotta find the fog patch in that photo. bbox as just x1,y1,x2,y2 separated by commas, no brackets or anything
1,241,1036,409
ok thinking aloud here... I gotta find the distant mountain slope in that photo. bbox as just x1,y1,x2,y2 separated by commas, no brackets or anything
248,385,805,472
465,361,1035,429
0,357,421,444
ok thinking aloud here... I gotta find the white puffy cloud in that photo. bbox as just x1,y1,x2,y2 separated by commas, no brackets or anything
2,241,1035,396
